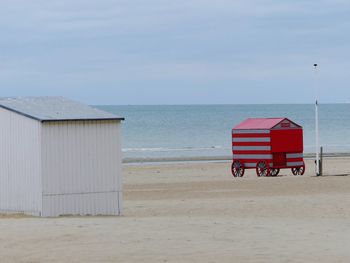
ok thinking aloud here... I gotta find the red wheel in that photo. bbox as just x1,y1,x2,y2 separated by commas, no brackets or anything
256,161,270,177
231,161,245,177
291,163,305,175
270,168,280,177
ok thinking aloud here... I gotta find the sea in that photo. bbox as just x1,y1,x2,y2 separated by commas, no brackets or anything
97,104,350,161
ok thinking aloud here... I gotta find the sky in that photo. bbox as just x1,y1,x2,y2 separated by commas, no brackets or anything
0,0,350,105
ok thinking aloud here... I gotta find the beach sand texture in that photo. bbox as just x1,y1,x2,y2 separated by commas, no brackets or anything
1,158,350,262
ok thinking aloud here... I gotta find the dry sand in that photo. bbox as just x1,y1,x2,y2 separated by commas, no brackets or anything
1,158,350,263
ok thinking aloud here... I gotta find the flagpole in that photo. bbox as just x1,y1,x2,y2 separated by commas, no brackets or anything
314,63,320,176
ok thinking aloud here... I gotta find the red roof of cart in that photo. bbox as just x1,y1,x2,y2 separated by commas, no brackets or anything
233,118,301,130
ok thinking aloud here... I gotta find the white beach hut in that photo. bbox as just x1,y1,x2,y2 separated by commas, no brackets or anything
0,97,124,217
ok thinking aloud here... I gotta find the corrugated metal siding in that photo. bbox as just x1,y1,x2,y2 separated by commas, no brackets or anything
42,192,119,217
41,120,122,216
0,108,42,215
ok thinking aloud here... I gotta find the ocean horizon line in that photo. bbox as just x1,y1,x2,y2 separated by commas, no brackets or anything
95,102,350,107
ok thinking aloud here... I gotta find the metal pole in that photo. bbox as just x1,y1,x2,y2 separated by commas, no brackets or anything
320,146,323,176
314,63,320,176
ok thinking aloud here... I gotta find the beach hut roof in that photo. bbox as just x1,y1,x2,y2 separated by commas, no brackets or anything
0,96,124,122
233,118,301,130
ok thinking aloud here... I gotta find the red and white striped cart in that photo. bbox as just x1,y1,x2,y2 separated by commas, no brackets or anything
231,118,305,177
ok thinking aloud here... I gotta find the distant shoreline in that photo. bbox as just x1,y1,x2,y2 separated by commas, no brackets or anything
123,152,350,164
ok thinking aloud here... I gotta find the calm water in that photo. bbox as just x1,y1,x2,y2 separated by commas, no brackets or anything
97,104,350,160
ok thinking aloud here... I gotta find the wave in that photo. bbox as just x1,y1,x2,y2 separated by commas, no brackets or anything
122,146,231,153
123,144,350,154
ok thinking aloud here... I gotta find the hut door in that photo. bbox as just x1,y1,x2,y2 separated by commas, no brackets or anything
273,153,286,166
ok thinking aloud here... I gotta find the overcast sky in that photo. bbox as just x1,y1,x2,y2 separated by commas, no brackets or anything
0,0,349,104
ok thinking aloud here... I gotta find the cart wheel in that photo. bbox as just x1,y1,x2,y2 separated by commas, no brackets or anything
256,161,270,177
270,168,280,177
231,161,245,177
291,165,305,176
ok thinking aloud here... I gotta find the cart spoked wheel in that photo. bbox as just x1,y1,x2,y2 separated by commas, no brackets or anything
231,161,245,177
270,168,280,177
256,161,270,177
291,164,305,176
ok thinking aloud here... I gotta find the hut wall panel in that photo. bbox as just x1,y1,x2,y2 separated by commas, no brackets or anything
41,120,122,216
42,192,119,217
0,108,42,215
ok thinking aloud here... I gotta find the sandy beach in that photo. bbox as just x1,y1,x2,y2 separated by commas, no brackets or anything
1,157,350,263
